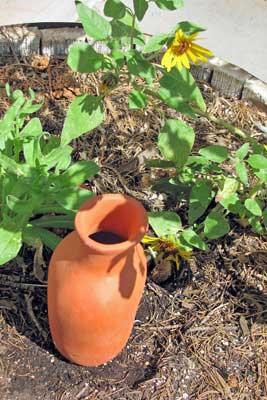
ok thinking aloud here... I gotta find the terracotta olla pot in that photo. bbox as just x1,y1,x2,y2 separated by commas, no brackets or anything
48,193,148,366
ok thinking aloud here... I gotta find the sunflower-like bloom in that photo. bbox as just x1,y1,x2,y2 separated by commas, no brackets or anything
161,29,214,72
142,234,192,270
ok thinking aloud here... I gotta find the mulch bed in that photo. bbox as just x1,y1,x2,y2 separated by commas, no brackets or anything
0,55,267,400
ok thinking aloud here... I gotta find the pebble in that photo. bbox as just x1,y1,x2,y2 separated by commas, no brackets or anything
182,394,189,400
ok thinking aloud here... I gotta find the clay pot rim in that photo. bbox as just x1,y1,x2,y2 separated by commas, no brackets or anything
75,193,148,255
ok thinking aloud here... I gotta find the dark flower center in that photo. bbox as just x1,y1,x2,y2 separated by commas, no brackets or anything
172,40,189,55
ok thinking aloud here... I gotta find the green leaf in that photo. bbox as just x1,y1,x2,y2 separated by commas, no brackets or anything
68,43,103,73
236,143,250,160
134,0,148,21
30,215,74,229
247,154,267,169
0,226,22,265
61,94,104,145
204,211,230,239
145,159,175,168
104,0,126,18
59,160,99,186
151,177,183,199
249,216,265,234
254,169,267,181
43,145,73,170
235,161,248,185
128,90,147,109
28,88,36,100
76,0,111,40
20,117,43,138
143,33,169,54
0,153,24,176
244,198,262,217
158,119,195,170
23,136,42,167
216,177,239,203
6,195,38,215
219,193,244,215
24,226,61,250
3,96,24,126
181,228,208,251
186,155,210,166
154,0,184,11
262,209,267,228
11,90,24,101
5,82,11,97
126,50,155,84
159,68,206,114
56,187,94,211
188,180,213,224
199,145,228,163
148,211,182,237
19,100,43,116
0,119,13,150
110,48,124,69
1,175,29,218
172,21,206,36
55,152,72,173
111,11,145,46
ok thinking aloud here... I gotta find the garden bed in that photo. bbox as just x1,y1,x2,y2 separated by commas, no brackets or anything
0,55,267,400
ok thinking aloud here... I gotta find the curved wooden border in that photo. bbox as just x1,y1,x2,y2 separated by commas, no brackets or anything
0,23,266,105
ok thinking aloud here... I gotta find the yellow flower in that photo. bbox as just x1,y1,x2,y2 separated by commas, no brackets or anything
142,234,192,270
161,29,214,72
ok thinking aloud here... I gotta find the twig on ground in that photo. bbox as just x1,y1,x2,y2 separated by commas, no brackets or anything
24,294,48,341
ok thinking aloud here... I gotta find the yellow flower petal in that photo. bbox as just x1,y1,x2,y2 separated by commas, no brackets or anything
180,52,190,69
191,43,214,57
188,32,199,41
142,235,160,244
187,48,198,63
161,28,213,72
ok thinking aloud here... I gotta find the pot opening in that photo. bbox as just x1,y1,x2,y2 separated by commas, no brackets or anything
89,231,125,245
75,194,148,253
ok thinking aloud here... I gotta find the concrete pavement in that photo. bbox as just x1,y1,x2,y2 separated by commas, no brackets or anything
0,0,267,82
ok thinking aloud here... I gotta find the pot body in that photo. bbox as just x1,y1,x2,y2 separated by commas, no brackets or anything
48,194,147,366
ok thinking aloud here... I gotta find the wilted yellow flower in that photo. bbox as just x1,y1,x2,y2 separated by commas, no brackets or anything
161,29,213,72
142,234,192,270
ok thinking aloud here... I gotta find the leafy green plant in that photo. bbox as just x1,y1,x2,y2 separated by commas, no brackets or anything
63,0,263,259
146,127,267,253
0,85,99,265
65,0,213,141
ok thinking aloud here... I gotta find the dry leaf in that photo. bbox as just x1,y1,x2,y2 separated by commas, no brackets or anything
151,258,172,284
228,374,238,388
31,55,50,71
239,316,250,337
0,299,16,310
33,243,46,282
63,88,76,100
52,89,63,99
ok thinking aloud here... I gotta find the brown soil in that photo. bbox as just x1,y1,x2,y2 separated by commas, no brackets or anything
1,55,267,400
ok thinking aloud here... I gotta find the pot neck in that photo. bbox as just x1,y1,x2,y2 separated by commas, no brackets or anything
75,193,148,256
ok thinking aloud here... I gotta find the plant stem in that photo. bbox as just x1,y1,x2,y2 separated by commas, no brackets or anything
145,86,256,145
145,49,163,62
193,108,255,144
130,14,136,49
248,181,263,198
